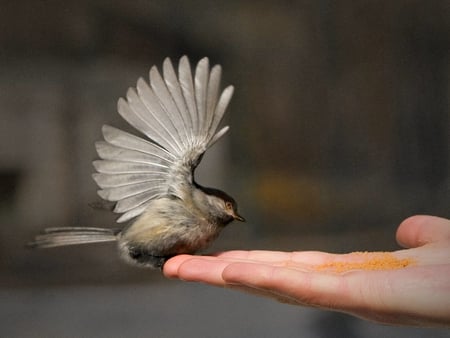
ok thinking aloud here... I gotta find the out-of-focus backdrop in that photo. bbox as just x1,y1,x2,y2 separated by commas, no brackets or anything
1,1,449,337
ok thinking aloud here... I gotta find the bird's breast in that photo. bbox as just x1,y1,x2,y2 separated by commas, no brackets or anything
119,197,221,254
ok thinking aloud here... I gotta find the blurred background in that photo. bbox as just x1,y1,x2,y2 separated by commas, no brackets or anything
0,1,449,337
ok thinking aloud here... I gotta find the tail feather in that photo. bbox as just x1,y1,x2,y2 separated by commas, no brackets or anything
28,227,117,249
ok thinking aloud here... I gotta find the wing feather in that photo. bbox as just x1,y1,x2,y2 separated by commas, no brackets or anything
136,77,184,153
194,58,209,140
208,126,230,148
148,66,189,149
114,189,161,213
102,125,175,161
93,160,159,174
93,56,234,222
125,89,181,154
93,173,164,188
205,65,222,139
117,204,149,223
95,142,171,169
208,85,234,147
98,181,165,201
162,58,192,143
178,56,198,136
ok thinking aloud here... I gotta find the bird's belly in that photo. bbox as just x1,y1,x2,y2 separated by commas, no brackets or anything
117,199,221,268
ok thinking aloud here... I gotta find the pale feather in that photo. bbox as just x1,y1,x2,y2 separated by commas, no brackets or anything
93,56,234,223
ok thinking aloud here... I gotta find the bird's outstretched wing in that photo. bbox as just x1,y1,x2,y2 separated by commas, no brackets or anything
92,56,234,223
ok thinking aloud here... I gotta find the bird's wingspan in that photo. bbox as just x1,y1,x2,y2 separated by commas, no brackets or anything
93,56,234,223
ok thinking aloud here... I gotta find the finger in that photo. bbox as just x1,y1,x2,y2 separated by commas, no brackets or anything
396,215,450,248
222,262,392,313
215,250,339,266
214,250,292,261
216,250,413,271
163,254,197,278
221,262,347,306
165,256,303,304
165,250,399,278
226,284,301,306
167,257,231,285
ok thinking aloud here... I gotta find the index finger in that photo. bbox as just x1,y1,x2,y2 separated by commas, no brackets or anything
215,250,339,266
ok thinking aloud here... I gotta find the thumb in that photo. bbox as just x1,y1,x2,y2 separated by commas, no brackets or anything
396,215,450,249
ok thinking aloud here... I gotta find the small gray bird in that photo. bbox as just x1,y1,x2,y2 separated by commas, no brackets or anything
29,56,244,268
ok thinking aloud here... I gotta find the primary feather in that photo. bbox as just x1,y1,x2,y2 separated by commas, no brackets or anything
94,56,234,223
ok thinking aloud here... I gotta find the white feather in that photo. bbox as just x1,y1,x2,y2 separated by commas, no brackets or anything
117,204,149,223
205,65,222,141
178,56,198,137
93,173,165,188
114,189,162,213
93,160,158,174
162,58,192,142
194,58,209,140
148,66,189,149
209,85,234,141
93,56,234,222
98,181,164,201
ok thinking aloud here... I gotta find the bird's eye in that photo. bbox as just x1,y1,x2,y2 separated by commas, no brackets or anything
225,201,233,210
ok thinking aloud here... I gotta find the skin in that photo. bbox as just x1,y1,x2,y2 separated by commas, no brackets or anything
164,215,450,327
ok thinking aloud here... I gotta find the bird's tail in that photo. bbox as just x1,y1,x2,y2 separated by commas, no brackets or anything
27,227,117,249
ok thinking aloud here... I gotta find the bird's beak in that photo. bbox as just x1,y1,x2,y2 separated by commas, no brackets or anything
234,213,245,222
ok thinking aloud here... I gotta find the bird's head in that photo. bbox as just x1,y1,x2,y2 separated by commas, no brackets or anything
195,187,245,226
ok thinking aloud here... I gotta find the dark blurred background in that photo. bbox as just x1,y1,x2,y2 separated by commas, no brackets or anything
0,1,449,337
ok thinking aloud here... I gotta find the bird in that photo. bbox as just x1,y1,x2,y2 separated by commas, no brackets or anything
29,56,244,269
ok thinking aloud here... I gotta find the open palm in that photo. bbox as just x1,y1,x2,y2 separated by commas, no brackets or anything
164,215,450,327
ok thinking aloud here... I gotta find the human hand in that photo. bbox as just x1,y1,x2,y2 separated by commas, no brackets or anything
164,215,450,327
